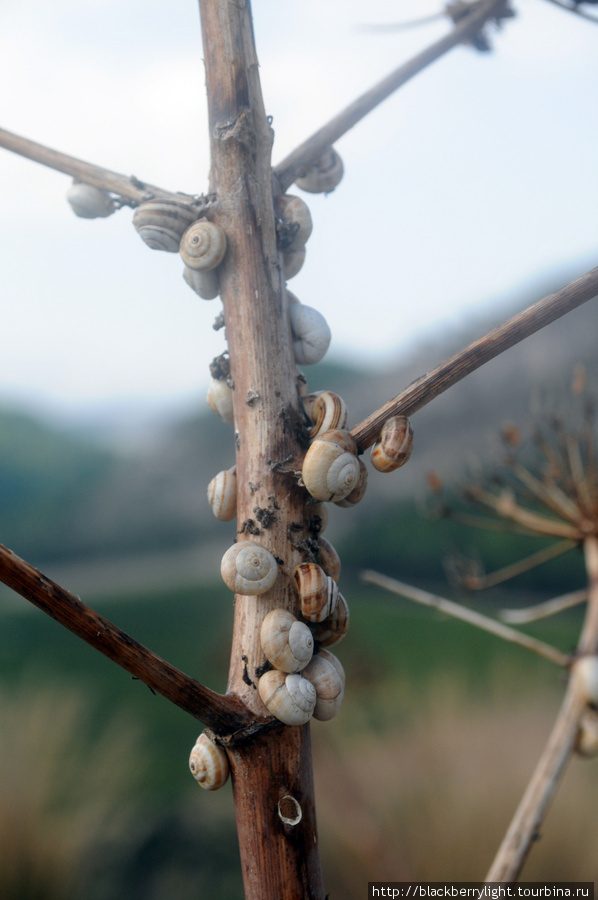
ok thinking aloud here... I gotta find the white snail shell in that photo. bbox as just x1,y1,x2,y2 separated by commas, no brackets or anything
207,466,237,521
189,732,229,790
310,591,350,648
293,563,339,623
207,378,234,424
183,265,220,300
290,303,331,366
66,181,115,219
295,147,344,194
220,541,278,595
573,655,598,704
575,710,598,758
371,416,414,473
303,391,348,438
334,458,368,508
302,652,345,721
318,537,341,582
277,194,313,250
180,219,227,271
260,608,314,673
133,199,197,251
302,429,360,503
283,246,306,280
258,670,316,726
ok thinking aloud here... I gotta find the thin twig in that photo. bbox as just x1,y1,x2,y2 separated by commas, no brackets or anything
458,539,577,591
467,486,582,540
542,0,598,24
509,460,581,524
500,588,588,624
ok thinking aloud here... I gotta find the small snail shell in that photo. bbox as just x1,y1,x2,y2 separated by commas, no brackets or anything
180,219,227,271
258,670,316,726
573,655,598,704
183,265,219,300
66,181,115,219
371,416,414,473
318,537,341,582
293,563,339,623
260,608,314,673
302,652,344,721
334,458,368,508
290,303,331,366
302,429,360,503
133,199,197,251
207,466,237,521
295,147,344,194
277,194,313,250
310,591,350,648
207,378,234,424
220,541,278,595
189,732,229,790
303,391,348,438
283,247,306,280
575,710,598,758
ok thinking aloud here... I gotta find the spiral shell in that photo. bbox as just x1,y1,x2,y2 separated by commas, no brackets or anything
335,458,368,508
220,541,278,595
207,466,237,521
207,378,234,424
573,655,598,704
180,219,227,271
295,147,344,194
283,246,306,280
310,591,350,648
189,732,229,790
183,265,219,300
290,303,331,366
66,181,115,219
575,710,598,758
258,670,316,726
260,608,314,673
371,416,414,473
277,194,313,250
133,199,197,251
303,391,348,438
318,537,341,582
293,563,339,623
302,429,360,503
302,651,345,721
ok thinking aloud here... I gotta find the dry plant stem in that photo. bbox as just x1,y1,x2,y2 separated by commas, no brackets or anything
360,570,569,667
351,266,598,451
462,539,577,591
509,460,581,524
469,487,582,540
0,543,251,734
500,588,588,625
273,0,508,191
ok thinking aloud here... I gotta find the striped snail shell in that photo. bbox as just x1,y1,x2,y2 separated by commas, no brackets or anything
371,416,414,473
133,199,197,251
335,458,368,508
283,246,306,280
317,537,341,582
207,466,237,521
180,219,227,271
207,378,234,424
575,710,598,758
309,591,350,648
258,670,316,726
220,541,278,595
295,147,344,194
66,181,115,219
277,194,313,250
302,650,345,721
260,608,314,673
293,563,338,623
189,732,229,790
290,303,331,366
302,429,360,503
303,391,348,438
183,265,219,300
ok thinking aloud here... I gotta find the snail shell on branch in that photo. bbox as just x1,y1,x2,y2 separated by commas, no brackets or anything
293,563,338,623
575,710,598,758
310,591,350,648
207,378,234,424
318,537,341,582
260,608,314,673
295,147,344,194
189,732,229,790
133,199,197,251
183,265,219,300
207,466,237,521
303,391,348,438
371,416,414,473
277,194,313,250
302,429,360,503
335,458,368,508
290,303,331,366
302,652,345,721
221,541,278,595
66,181,115,219
258,670,316,726
283,246,306,280
180,219,227,271
573,655,598,704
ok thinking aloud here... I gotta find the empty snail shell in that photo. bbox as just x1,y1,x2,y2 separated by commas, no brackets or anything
260,608,314,673
189,732,229,790
573,655,598,704
302,429,360,503
220,541,278,595
293,563,339,623
183,265,219,300
309,591,350,648
290,303,331,366
207,466,237,521
371,416,414,473
277,194,313,250
180,219,227,271
302,651,345,721
66,181,115,219
335,458,368,508
575,709,598,758
258,670,316,726
317,537,341,582
133,199,197,251
207,378,234,424
283,246,306,280
303,391,348,438
295,147,344,194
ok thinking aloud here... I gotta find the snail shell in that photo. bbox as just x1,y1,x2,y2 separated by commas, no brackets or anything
575,710,598,758
335,458,368,508
290,303,331,366
260,608,314,673
295,147,344,194
371,416,414,473
310,591,350,648
277,194,313,250
220,541,278,595
180,219,227,271
183,265,219,300
133,199,197,251
293,563,338,623
573,655,598,704
207,466,237,521
303,391,348,438
189,732,229,790
66,181,115,219
317,537,341,582
283,246,306,280
302,651,345,721
207,378,234,424
258,670,316,726
302,429,360,503
308,502,329,536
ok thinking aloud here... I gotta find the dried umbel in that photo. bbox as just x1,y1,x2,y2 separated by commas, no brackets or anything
207,466,237,521
207,378,234,424
309,591,350,648
180,219,227,271
277,194,313,250
295,147,344,194
289,303,331,366
371,416,414,473
334,458,368,508
189,732,229,791
258,670,317,726
260,608,314,673
220,541,278,595
133,199,197,251
302,429,360,503
293,563,339,623
66,181,115,219
302,650,345,721
318,537,341,582
303,391,348,438
183,265,219,300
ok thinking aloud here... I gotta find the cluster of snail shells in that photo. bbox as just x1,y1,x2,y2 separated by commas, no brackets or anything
189,731,229,791
294,146,344,195
66,181,115,219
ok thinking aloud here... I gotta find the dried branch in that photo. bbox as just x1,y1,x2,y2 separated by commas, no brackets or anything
466,486,582,540
351,266,598,451
456,539,577,591
500,588,588,624
542,0,598,24
509,460,581,524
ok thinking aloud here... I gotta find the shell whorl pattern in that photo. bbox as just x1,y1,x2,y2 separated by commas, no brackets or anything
277,194,313,250
260,608,314,673
302,429,360,503
183,265,220,300
180,219,227,271
66,182,115,219
303,391,348,438
133,199,197,251
317,537,341,582
371,416,414,473
302,652,345,721
289,303,331,366
189,732,229,790
220,541,278,596
293,563,339,623
207,378,234,424
295,147,344,194
258,670,316,726
207,466,237,521
334,458,368,508
309,591,350,648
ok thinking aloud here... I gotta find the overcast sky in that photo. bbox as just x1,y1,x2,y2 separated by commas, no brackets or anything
1,0,596,428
